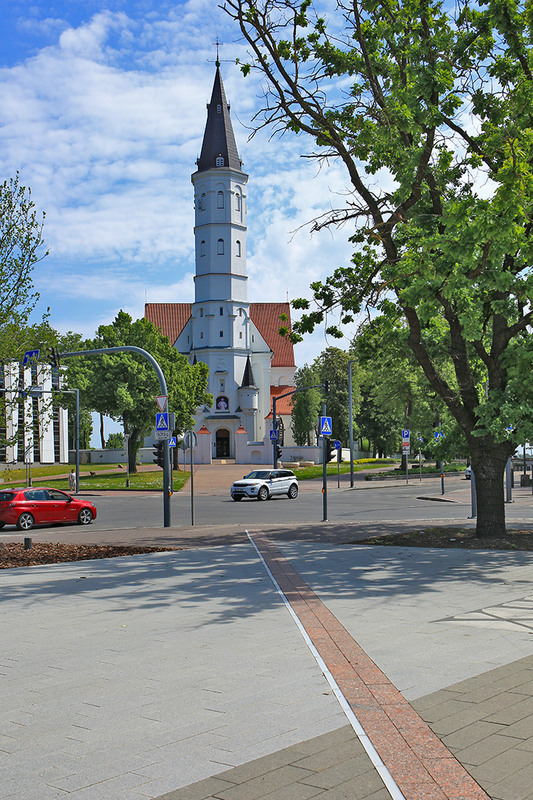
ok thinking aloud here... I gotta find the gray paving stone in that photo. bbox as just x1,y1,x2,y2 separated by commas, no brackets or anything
468,745,532,785
488,760,533,800
442,719,505,751
210,765,315,800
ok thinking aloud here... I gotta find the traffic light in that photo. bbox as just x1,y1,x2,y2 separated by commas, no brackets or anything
49,347,60,368
153,441,164,468
324,380,329,393
325,437,335,462
276,444,282,463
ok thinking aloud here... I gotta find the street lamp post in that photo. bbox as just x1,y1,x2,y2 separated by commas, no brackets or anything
348,360,356,488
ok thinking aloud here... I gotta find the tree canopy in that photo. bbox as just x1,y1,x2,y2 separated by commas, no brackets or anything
69,312,211,472
225,0,533,535
0,174,47,359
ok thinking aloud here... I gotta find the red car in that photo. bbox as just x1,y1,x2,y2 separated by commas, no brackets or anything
0,488,97,531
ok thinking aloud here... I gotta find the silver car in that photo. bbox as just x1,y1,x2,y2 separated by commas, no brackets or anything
230,469,299,501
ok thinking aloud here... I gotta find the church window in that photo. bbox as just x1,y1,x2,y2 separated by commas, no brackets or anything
219,306,224,316
217,104,222,113
236,240,241,257
236,193,241,211
217,191,224,209
217,238,224,255
219,330,224,338
199,308,204,317
216,156,224,167
200,192,206,210
239,332,243,339
252,335,255,342
219,379,225,392
200,240,206,256
200,332,204,339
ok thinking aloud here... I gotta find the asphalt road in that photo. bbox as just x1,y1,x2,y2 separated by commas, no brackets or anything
3,473,532,538
46,475,478,530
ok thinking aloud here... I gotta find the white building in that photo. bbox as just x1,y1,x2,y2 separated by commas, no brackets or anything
0,362,69,465
145,65,297,462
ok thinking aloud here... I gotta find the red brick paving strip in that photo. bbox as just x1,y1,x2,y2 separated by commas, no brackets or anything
252,532,491,800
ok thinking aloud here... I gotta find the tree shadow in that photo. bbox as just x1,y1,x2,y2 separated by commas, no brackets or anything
2,524,532,626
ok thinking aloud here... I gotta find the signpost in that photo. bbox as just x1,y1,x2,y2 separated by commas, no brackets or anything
402,429,410,483
22,349,40,367
334,439,341,488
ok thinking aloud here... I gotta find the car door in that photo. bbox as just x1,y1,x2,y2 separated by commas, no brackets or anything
23,489,51,523
269,470,285,496
47,489,73,522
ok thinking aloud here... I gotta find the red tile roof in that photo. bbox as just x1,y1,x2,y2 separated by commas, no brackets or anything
250,303,295,368
145,302,295,367
265,385,296,417
145,303,191,345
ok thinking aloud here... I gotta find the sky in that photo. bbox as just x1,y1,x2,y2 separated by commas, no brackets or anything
1,0,358,440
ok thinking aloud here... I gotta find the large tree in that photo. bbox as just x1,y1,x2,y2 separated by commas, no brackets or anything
225,0,533,536
0,174,47,359
313,346,359,445
73,312,211,472
291,363,321,445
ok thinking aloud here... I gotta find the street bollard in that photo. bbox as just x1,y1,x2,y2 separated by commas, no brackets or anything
24,538,32,550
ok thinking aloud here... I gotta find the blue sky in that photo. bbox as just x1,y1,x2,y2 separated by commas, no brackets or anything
1,1,358,440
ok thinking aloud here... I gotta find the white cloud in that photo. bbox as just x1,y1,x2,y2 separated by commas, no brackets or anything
1,1,359,367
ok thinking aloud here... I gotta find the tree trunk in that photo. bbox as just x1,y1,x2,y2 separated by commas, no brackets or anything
470,440,513,537
100,413,105,448
127,428,140,474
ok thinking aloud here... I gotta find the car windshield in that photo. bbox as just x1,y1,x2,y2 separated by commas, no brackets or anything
0,492,15,502
245,471,272,480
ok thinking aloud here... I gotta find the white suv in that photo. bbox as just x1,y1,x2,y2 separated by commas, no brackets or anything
230,469,299,501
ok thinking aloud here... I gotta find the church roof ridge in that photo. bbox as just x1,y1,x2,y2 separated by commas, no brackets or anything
196,66,242,173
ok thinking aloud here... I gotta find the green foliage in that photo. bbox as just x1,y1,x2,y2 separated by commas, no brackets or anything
106,432,124,449
0,174,47,346
224,0,533,533
69,311,211,471
291,363,321,445
312,347,360,444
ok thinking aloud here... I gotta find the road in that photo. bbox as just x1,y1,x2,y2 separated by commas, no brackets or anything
2,472,532,539
38,474,496,529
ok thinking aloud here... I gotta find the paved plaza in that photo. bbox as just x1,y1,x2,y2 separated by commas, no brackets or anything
2,469,533,798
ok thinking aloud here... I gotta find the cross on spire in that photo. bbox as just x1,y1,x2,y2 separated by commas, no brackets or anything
213,36,222,67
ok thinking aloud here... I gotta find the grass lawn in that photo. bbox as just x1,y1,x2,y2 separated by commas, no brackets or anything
0,464,189,492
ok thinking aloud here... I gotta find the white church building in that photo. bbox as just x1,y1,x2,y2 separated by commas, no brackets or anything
145,64,297,463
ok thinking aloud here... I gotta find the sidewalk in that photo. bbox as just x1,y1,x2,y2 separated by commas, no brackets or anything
3,466,533,799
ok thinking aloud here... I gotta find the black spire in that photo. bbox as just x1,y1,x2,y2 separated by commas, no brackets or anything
196,67,242,173
241,355,256,388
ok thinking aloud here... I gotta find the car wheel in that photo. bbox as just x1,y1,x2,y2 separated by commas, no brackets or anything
257,486,269,501
288,484,298,499
0,521,5,529
17,513,34,531
78,508,93,525
232,495,242,501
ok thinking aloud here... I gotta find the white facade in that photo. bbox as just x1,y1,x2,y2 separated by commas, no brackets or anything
1,362,68,465
145,66,297,462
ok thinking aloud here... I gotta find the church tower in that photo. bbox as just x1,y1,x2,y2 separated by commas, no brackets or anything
186,64,260,456
145,63,297,462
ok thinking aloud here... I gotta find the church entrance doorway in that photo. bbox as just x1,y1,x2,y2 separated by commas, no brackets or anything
215,428,230,458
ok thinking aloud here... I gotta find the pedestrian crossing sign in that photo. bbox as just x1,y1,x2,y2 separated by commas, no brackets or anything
319,416,332,436
156,412,169,431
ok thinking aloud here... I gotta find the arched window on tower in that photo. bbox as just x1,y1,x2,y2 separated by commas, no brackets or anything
200,240,206,257
236,240,241,257
217,191,224,209
217,238,224,255
236,193,241,211
216,156,224,167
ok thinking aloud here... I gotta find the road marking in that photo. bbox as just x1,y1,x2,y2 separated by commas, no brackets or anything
246,529,406,800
